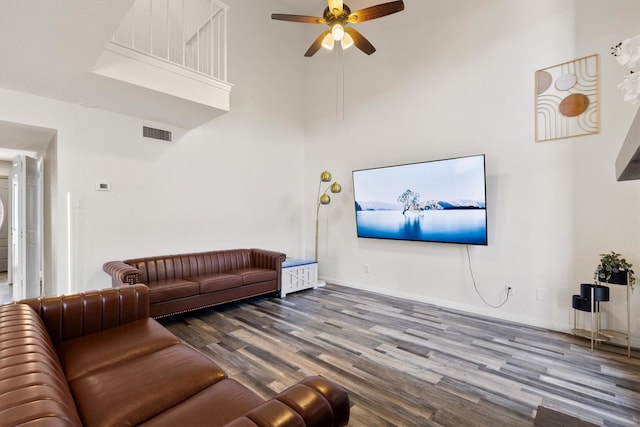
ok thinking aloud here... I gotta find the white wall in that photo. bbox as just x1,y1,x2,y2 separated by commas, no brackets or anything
0,0,307,294
304,0,640,342
0,161,11,176
1,0,639,346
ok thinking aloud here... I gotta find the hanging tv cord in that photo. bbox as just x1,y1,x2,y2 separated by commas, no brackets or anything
466,245,510,308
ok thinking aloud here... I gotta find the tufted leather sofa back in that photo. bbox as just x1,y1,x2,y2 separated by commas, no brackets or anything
0,303,83,426
126,249,255,283
19,284,149,345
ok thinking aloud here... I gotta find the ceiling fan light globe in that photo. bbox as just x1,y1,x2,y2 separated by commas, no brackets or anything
321,33,335,50
341,33,354,50
331,24,345,41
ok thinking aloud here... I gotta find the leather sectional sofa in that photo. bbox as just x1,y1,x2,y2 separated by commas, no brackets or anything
0,285,350,427
103,248,286,317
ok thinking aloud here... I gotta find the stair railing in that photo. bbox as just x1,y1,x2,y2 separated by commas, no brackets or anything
111,0,228,82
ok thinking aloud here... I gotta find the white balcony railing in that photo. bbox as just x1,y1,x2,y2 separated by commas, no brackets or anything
112,0,228,83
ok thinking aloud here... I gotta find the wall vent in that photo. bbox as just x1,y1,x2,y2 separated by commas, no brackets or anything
142,125,172,142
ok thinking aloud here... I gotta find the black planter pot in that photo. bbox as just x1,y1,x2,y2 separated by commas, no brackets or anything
580,283,610,302
604,271,628,286
594,285,610,301
572,294,591,312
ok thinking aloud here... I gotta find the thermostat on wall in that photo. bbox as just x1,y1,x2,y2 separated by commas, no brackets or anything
95,182,111,191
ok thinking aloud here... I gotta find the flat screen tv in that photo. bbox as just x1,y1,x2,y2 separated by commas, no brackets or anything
352,154,487,245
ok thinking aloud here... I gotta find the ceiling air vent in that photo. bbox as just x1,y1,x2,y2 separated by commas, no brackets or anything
142,125,172,142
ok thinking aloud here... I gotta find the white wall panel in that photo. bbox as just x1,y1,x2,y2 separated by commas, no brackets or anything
0,0,306,293
303,0,640,341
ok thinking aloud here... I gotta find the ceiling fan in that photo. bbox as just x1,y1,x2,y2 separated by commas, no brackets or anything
271,0,405,57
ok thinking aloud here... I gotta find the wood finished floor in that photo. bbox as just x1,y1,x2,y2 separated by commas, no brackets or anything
159,284,640,427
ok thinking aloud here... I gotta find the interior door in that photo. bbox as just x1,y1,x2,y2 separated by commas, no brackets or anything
11,155,42,300
0,177,8,272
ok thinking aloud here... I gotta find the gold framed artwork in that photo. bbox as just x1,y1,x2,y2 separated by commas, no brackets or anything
535,54,599,142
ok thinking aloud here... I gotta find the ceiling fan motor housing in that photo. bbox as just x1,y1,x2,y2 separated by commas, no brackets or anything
324,4,351,22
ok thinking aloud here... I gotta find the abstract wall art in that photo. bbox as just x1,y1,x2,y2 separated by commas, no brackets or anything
535,54,599,142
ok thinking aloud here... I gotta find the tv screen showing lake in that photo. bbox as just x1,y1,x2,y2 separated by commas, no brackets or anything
356,209,487,245
352,155,488,245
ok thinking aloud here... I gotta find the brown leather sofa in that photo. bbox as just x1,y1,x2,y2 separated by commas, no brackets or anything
103,248,286,317
0,285,350,427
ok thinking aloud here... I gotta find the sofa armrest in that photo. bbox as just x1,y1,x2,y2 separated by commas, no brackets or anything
224,376,349,427
251,249,286,292
18,284,150,345
103,260,141,286
250,248,286,270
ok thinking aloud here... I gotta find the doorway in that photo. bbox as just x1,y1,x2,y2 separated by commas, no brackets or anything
0,176,8,272
0,120,55,303
0,174,10,304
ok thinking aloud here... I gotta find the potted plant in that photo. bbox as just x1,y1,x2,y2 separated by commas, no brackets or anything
594,251,635,287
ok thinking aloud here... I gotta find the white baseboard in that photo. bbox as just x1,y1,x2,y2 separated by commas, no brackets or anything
319,275,571,334
319,276,640,349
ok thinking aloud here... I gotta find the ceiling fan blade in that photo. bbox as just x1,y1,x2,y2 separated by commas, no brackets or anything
271,14,326,24
305,30,332,57
328,0,344,16
345,27,376,55
347,0,404,23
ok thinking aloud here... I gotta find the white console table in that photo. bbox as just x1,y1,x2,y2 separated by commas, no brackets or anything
281,258,318,297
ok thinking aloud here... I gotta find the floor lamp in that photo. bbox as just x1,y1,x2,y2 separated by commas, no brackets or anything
315,171,341,262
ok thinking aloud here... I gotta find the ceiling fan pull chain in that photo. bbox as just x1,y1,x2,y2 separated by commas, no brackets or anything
336,46,345,120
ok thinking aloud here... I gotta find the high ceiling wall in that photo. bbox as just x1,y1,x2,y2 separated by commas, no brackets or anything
302,0,640,341
0,0,309,293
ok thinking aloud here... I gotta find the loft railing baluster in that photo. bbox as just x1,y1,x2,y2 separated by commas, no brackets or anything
221,2,227,81
182,0,186,67
209,1,213,77
165,0,170,61
149,0,153,55
110,0,227,82
131,1,136,49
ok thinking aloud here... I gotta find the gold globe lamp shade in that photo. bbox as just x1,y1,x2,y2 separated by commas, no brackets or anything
315,170,341,262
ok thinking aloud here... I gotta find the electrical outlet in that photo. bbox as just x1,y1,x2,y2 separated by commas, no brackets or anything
364,264,370,274
505,285,514,296
536,288,547,301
